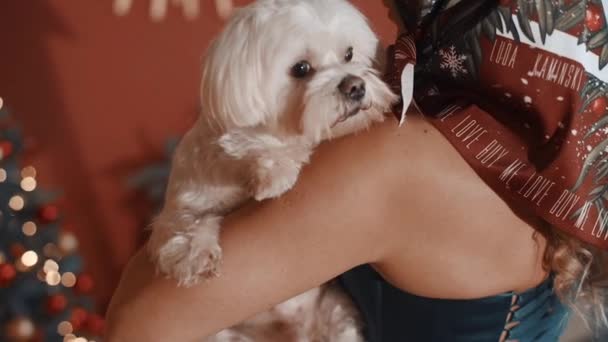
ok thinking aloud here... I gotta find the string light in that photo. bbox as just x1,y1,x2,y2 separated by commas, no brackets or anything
20,176,36,191
63,333,76,342
43,259,59,273
57,321,73,336
0,168,6,182
43,243,62,259
113,0,233,20
9,195,25,211
17,320,35,338
20,166,37,178
0,96,3,110
22,221,37,236
6,318,35,339
15,259,29,272
46,270,61,286
58,232,78,254
61,272,76,287
21,251,38,267
0,251,5,263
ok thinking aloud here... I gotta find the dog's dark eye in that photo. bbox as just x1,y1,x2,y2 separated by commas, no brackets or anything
345,47,353,62
291,61,312,78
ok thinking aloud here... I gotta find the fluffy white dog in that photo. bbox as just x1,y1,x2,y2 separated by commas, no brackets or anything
147,0,397,339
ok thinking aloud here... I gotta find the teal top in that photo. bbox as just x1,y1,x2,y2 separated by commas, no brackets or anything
339,265,569,342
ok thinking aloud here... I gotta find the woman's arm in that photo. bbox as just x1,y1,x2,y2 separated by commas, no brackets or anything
105,118,421,342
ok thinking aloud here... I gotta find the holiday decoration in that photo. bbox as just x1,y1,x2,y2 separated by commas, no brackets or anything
0,99,104,342
84,314,105,336
214,0,234,19
46,294,68,314
438,45,468,78
38,204,59,224
129,138,178,212
569,73,608,223
69,308,88,331
439,0,608,78
0,263,17,286
4,317,35,340
586,3,605,32
591,95,608,115
0,140,14,160
74,274,94,295
113,0,234,21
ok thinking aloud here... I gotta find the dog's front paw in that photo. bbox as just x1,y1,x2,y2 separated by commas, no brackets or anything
252,156,301,201
158,235,222,286
327,306,365,342
333,325,363,342
150,216,223,286
218,130,284,159
205,329,253,342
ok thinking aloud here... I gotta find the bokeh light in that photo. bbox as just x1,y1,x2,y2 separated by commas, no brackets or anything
22,221,37,236
9,195,25,211
46,271,61,286
21,251,38,267
20,176,37,191
61,272,76,287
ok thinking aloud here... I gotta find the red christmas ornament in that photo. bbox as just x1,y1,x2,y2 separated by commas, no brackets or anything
0,263,17,286
586,4,605,32
591,96,608,115
9,243,25,258
69,307,88,331
46,294,68,314
85,313,105,335
0,140,13,159
38,204,59,223
31,329,45,342
74,273,94,294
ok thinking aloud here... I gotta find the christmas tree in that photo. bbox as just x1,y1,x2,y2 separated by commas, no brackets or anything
0,100,104,342
128,137,177,213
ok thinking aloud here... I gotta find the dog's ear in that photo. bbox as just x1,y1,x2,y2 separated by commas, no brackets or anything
200,9,270,129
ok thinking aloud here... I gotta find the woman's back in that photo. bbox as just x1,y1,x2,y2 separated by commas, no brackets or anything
335,116,567,341
354,116,548,299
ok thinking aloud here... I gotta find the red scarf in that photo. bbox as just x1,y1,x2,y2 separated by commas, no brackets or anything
386,1,608,250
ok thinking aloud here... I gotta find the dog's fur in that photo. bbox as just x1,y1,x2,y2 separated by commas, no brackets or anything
147,0,397,340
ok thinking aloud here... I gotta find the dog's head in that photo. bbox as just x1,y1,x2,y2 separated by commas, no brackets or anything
201,0,398,142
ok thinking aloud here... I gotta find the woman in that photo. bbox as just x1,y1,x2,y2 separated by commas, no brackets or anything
106,0,608,341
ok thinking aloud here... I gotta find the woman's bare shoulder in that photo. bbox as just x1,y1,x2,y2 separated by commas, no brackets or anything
334,113,548,299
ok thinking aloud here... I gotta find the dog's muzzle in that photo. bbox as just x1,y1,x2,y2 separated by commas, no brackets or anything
338,75,366,102
332,74,371,127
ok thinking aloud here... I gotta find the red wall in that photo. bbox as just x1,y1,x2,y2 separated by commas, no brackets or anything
0,0,396,307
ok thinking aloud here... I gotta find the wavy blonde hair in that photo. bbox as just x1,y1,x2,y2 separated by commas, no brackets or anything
537,223,608,332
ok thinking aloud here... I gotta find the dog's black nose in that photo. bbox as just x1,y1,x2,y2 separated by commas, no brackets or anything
338,75,366,101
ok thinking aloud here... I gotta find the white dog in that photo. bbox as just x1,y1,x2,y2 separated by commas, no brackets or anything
147,0,397,339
